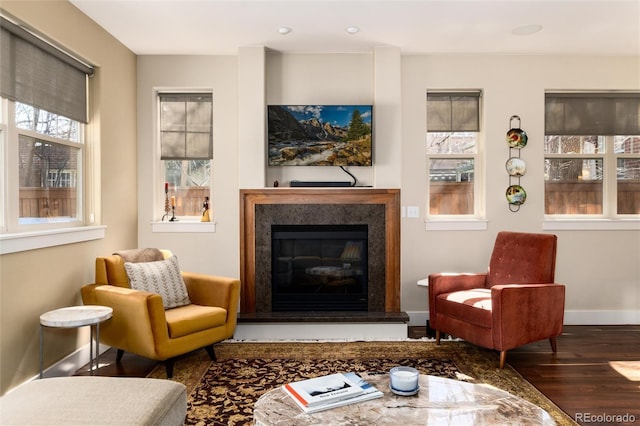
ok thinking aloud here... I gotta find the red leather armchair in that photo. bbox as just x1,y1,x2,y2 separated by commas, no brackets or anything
428,231,565,368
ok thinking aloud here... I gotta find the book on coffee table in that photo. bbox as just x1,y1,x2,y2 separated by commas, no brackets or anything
283,372,383,414
283,372,362,408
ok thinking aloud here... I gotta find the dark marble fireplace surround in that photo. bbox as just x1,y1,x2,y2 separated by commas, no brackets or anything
255,203,386,312
238,188,405,324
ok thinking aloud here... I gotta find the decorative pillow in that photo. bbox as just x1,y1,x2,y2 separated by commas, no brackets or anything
124,256,191,309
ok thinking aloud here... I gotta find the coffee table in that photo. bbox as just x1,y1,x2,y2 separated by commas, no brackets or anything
254,373,555,425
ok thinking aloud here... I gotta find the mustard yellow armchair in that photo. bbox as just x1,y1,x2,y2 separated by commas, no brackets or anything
81,249,240,377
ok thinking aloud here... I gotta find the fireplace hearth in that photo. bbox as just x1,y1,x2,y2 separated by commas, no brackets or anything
271,224,369,311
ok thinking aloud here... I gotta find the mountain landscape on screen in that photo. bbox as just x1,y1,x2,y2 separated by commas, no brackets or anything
268,105,372,166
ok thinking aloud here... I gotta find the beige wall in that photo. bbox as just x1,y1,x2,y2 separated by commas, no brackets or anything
136,55,240,277
0,1,137,395
139,51,640,328
401,55,640,324
2,0,639,396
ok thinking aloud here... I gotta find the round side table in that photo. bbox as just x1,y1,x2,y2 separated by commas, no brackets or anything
39,305,113,378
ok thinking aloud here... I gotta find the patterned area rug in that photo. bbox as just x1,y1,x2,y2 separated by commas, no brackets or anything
148,340,577,426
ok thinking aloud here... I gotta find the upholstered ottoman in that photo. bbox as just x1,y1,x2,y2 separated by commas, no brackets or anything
0,376,187,425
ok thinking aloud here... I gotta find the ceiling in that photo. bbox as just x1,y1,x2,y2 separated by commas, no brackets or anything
69,0,640,56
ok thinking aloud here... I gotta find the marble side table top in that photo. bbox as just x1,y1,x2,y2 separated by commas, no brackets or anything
254,373,555,425
40,305,113,328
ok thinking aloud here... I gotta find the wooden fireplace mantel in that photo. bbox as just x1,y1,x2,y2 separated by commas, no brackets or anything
239,188,401,313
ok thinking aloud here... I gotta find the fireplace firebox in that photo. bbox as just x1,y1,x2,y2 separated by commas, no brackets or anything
271,224,368,311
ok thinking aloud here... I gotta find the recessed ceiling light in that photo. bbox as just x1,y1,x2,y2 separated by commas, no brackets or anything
512,24,543,36
345,26,360,35
278,27,292,35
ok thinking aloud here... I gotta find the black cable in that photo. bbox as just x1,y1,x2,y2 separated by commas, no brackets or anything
340,166,357,187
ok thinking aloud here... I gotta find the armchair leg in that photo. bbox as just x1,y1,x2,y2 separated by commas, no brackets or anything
165,359,175,378
116,349,125,363
205,345,216,361
549,337,557,353
499,351,507,369
435,330,441,345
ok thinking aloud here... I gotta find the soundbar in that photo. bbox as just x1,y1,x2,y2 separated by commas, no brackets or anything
290,180,352,187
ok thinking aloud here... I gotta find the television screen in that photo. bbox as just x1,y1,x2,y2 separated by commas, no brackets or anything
267,105,373,166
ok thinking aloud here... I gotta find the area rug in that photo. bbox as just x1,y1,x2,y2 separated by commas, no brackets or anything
148,340,576,426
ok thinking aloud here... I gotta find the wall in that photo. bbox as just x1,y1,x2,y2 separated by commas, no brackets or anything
136,56,240,278
401,55,640,325
0,1,137,395
0,2,634,399
139,51,640,329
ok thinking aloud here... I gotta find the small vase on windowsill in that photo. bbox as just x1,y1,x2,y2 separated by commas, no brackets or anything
201,196,211,222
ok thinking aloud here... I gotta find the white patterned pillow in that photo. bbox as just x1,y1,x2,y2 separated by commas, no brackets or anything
124,255,191,309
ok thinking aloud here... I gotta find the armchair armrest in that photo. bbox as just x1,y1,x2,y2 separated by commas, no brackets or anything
182,272,240,310
490,283,566,350
182,272,241,334
80,284,168,360
428,273,488,326
428,272,488,296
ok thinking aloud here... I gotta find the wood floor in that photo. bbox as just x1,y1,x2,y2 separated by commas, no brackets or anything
78,325,640,425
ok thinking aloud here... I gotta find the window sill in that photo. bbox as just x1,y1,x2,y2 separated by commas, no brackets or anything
425,219,488,231
151,221,216,233
543,219,640,231
0,225,106,255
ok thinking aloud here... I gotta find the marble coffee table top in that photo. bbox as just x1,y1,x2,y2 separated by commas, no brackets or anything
254,373,555,425
40,305,113,328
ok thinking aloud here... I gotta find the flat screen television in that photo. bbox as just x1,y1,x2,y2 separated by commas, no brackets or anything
267,105,373,166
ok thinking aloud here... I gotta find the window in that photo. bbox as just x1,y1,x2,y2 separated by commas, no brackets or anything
158,92,212,219
544,93,640,217
15,103,83,224
426,91,481,216
0,15,93,234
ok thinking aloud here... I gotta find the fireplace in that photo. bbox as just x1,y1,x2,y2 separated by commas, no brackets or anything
239,188,401,314
272,224,369,311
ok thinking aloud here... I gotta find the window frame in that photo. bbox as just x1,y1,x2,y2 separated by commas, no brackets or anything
154,90,215,227
425,90,486,229
0,15,103,253
543,92,640,226
0,97,104,253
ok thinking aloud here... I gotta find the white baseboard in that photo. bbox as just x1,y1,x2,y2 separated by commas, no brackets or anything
6,342,111,396
563,310,640,325
406,310,640,326
18,309,638,392
39,342,111,380
234,322,408,341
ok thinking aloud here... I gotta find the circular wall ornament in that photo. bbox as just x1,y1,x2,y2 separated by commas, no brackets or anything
506,128,528,148
506,185,527,205
506,157,526,176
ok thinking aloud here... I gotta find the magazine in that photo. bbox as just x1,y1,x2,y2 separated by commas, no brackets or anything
283,373,363,408
283,372,383,414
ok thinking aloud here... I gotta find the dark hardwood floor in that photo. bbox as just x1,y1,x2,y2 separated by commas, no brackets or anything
508,325,640,425
78,325,640,425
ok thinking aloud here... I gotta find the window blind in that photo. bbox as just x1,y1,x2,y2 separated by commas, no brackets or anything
0,16,93,123
160,93,213,160
427,91,481,132
545,92,640,136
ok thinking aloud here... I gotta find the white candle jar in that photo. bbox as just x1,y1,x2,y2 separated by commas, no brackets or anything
389,366,419,393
